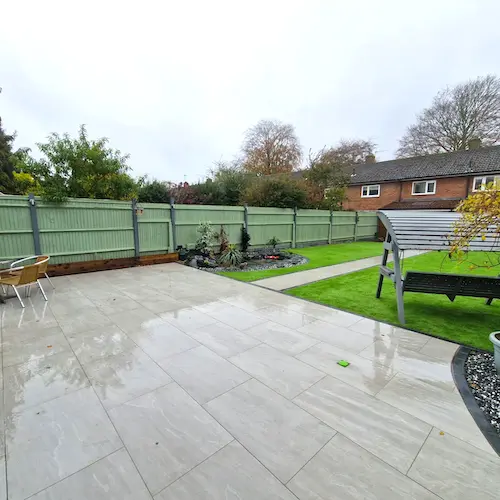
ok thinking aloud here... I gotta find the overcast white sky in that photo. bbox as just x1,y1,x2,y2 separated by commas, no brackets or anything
2,0,500,182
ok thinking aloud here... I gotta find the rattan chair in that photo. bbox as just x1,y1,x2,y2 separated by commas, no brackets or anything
0,263,48,308
10,255,54,288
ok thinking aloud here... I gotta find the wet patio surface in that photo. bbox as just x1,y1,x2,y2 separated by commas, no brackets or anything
0,263,498,499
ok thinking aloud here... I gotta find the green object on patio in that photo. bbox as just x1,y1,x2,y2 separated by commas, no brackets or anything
286,251,500,352
337,360,350,367
218,242,381,282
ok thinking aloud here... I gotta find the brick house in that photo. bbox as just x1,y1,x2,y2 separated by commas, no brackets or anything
343,140,500,212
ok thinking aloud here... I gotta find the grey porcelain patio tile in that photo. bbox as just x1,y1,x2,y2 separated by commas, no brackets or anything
377,373,495,454
0,392,4,456
297,320,375,352
287,302,362,328
230,344,325,399
419,337,458,363
256,306,315,329
296,342,395,395
3,352,89,414
125,320,199,362
66,324,137,365
220,294,272,312
48,294,96,317
6,386,122,500
91,293,143,315
159,307,219,332
29,448,151,500
244,321,318,355
159,346,250,404
358,341,455,392
156,440,296,500
294,376,431,473
57,308,114,335
136,295,187,314
187,322,260,358
349,318,429,351
408,428,500,500
84,347,172,409
199,303,269,330
205,379,335,482
1,303,59,335
108,383,232,495
106,308,165,335
287,434,439,500
2,330,71,368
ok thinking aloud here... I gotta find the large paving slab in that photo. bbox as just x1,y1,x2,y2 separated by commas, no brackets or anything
0,262,496,500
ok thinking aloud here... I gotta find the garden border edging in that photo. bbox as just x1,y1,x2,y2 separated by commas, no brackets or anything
451,346,500,456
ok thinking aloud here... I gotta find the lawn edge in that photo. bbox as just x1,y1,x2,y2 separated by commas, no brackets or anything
283,286,494,352
451,346,500,456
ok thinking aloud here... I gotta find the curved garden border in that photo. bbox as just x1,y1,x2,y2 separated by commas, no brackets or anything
451,346,500,455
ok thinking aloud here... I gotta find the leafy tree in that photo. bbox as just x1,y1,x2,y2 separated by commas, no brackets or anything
17,125,137,202
209,161,252,205
0,118,16,193
451,186,500,262
241,119,302,175
305,140,374,210
137,177,172,203
242,175,309,208
397,75,500,157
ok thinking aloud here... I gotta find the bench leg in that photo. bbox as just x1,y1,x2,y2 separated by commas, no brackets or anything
393,249,405,324
486,298,493,306
376,246,390,299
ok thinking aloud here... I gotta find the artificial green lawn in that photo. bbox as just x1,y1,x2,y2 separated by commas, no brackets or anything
286,251,500,351
217,241,382,282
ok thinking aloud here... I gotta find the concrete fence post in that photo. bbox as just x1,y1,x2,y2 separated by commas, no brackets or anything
292,206,297,248
131,199,140,257
28,193,42,255
354,211,360,242
170,198,177,250
328,210,333,244
243,204,249,232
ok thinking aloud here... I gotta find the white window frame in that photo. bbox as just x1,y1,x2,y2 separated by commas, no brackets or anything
412,180,436,195
472,175,500,191
361,184,380,198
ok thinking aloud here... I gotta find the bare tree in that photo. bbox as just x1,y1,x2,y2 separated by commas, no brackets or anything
397,75,500,157
241,119,302,175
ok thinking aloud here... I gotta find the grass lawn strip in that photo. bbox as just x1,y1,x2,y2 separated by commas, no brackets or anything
286,251,500,352
217,242,381,282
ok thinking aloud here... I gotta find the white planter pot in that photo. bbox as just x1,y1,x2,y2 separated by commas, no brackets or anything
490,331,500,374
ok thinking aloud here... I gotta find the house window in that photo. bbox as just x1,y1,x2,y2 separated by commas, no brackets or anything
361,185,380,198
473,175,500,191
412,180,436,195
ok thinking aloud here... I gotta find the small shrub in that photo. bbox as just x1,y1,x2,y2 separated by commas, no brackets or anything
218,225,229,253
195,221,217,254
241,227,251,252
218,244,243,266
267,236,280,252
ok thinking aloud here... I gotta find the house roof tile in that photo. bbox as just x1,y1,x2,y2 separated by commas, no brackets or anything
348,145,500,185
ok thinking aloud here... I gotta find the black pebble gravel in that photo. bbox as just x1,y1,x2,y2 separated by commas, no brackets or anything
465,351,500,434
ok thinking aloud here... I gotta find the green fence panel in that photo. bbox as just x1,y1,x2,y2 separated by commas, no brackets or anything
0,195,35,260
175,205,245,249
296,209,331,245
138,202,172,255
331,211,357,241
37,198,135,264
247,207,295,247
356,211,378,240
